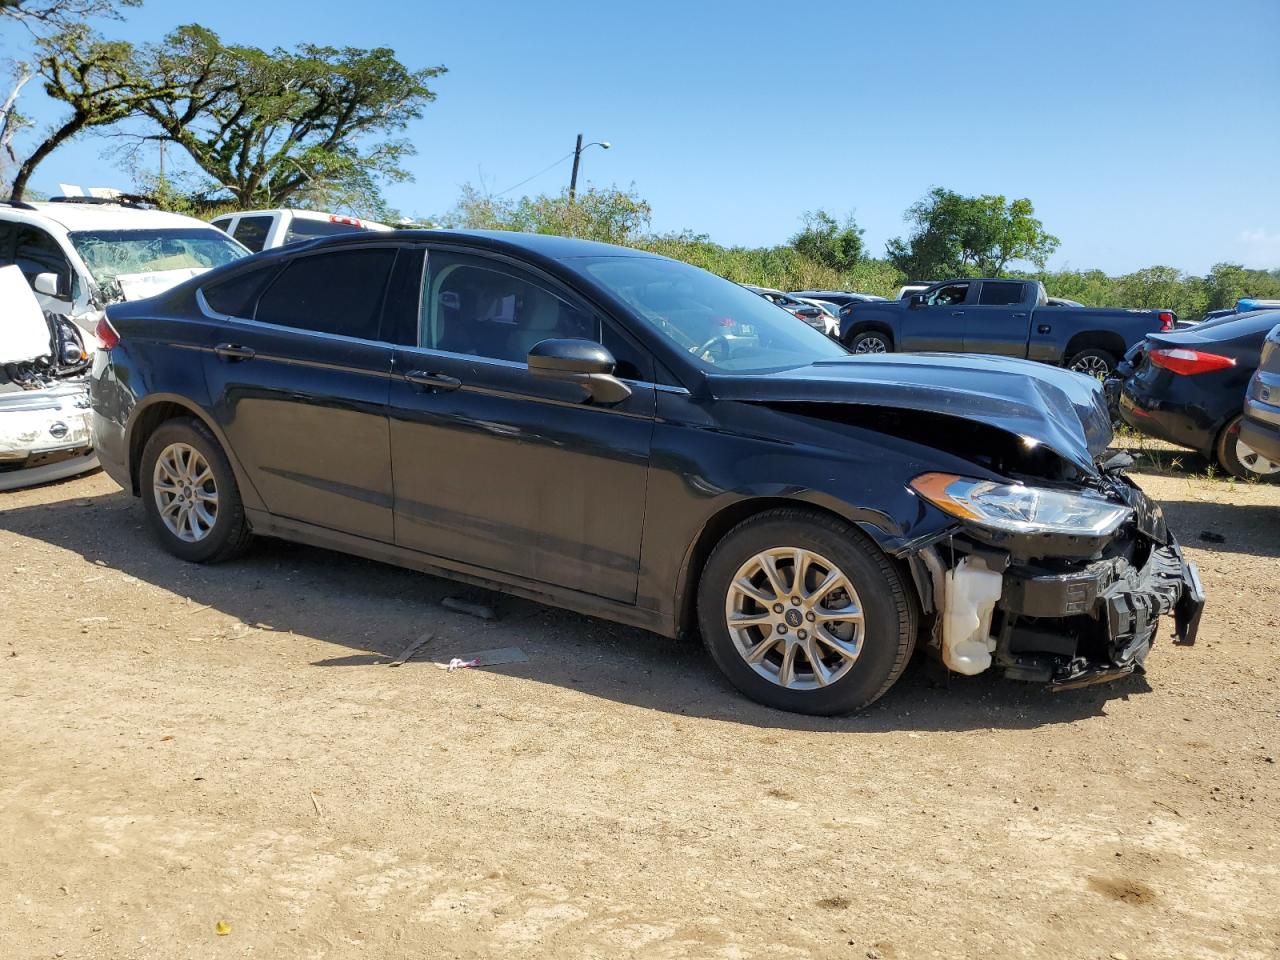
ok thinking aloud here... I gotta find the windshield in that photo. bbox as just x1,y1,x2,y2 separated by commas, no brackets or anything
576,256,847,372
69,228,248,299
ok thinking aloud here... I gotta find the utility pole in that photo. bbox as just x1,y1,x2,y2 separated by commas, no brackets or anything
568,133,583,202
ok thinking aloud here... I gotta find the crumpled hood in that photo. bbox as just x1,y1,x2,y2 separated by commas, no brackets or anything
706,353,1114,475
114,267,211,302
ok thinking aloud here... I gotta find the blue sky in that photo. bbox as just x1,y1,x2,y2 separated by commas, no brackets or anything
6,0,1279,274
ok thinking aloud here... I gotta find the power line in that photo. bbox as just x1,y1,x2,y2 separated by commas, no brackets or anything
493,150,576,198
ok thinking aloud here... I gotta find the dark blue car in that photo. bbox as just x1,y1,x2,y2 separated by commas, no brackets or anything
89,230,1202,713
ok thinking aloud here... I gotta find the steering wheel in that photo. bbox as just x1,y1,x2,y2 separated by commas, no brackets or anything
691,333,732,361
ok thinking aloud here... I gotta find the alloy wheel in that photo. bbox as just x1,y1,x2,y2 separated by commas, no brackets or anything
152,442,219,542
853,337,888,354
1070,355,1111,378
724,547,864,690
1235,438,1280,477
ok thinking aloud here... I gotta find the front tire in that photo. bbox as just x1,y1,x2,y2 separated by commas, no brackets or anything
696,509,917,715
1216,415,1280,482
140,417,253,562
848,330,892,354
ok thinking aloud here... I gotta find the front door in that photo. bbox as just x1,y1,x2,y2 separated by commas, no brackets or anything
202,245,399,542
387,248,654,603
901,280,971,352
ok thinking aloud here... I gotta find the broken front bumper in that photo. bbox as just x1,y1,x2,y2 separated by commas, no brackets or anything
998,540,1203,688
918,486,1204,688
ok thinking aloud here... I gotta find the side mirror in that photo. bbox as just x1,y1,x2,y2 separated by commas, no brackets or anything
909,293,926,307
33,272,67,299
528,338,632,404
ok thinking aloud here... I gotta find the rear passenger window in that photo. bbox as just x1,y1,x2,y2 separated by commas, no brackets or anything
232,216,273,252
255,248,396,340
202,266,277,318
978,281,1024,306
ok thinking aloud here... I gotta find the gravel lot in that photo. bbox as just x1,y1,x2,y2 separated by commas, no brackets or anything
2,459,1278,959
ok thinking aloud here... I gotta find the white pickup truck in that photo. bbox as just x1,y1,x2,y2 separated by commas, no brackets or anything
210,208,391,253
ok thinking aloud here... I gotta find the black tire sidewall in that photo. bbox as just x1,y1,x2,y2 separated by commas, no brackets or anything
697,513,914,715
139,418,247,562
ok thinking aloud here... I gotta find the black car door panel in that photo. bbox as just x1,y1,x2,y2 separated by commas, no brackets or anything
387,248,654,604
202,247,398,542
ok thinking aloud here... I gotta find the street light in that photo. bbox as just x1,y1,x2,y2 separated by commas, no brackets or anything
568,133,611,201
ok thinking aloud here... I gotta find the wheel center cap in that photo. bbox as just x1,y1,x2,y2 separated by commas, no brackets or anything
784,609,803,628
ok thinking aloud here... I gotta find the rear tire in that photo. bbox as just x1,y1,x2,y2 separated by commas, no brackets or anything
1066,348,1117,379
140,417,253,562
696,509,917,715
1216,415,1280,482
848,330,893,355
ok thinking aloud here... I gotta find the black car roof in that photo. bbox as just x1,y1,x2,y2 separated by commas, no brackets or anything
283,228,661,262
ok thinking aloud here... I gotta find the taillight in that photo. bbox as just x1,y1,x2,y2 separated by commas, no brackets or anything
95,316,119,350
1148,347,1235,376
1158,311,1174,331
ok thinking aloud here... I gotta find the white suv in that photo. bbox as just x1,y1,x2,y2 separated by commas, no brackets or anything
210,208,391,253
0,198,249,332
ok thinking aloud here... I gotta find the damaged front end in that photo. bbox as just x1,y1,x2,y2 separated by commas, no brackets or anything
909,462,1204,689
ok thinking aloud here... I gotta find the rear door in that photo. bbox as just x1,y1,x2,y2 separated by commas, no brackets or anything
901,280,971,351
963,280,1033,357
386,246,655,603
202,244,399,541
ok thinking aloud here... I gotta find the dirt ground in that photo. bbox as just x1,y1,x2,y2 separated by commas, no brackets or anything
2,458,1278,960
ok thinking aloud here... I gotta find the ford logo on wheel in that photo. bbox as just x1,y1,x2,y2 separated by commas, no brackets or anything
48,421,69,439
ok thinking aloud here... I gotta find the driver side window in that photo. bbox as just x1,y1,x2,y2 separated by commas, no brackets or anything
926,282,969,307
418,252,598,364
14,225,78,300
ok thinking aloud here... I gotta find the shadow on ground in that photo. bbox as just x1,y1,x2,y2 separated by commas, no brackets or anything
2,487,1186,734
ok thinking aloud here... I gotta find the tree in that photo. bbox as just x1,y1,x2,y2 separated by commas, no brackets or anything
887,187,1059,278
443,183,651,244
8,26,160,199
790,209,864,272
135,25,444,210
0,0,138,36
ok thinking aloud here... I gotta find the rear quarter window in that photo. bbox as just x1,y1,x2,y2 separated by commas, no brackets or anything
202,266,279,318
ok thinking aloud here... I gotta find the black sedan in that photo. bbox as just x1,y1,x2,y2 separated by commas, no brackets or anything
1118,309,1280,481
89,230,1202,714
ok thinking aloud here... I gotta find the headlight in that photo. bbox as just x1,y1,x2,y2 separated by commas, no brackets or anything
910,472,1131,537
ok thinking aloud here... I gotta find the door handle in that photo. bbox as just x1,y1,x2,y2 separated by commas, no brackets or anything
1037,324,1052,334
405,370,462,392
214,343,255,361
951,310,965,317
1012,312,1028,318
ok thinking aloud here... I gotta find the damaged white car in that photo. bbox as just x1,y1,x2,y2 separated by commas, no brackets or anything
0,196,248,335
0,264,98,491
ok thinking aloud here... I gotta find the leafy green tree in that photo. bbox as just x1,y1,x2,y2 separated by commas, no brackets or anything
0,0,137,36
887,187,1059,278
1202,262,1280,311
790,209,864,272
443,183,651,244
8,26,161,199
137,25,444,210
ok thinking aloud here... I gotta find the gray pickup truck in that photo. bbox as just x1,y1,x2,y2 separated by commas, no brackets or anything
839,278,1174,376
